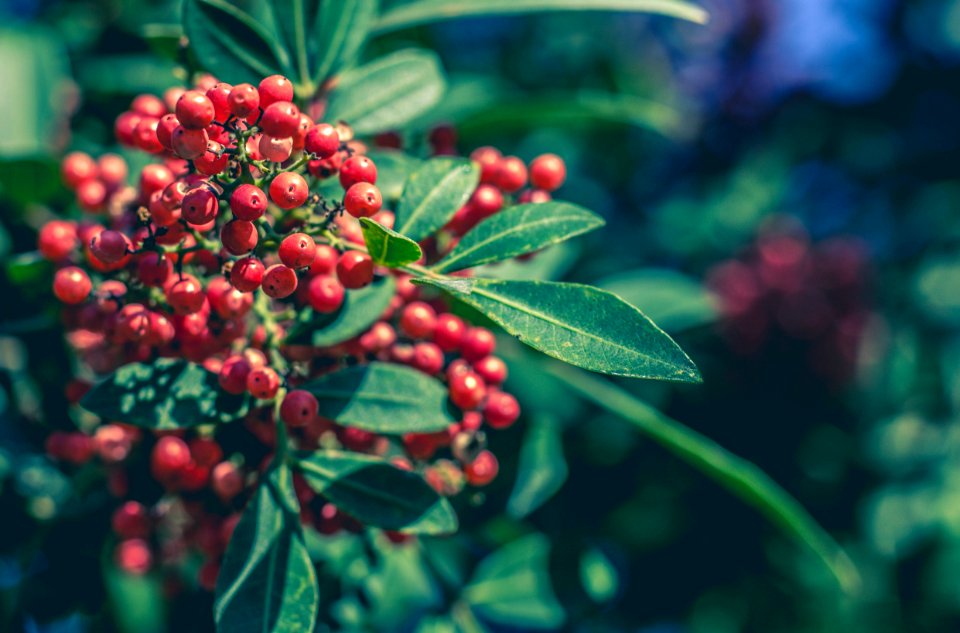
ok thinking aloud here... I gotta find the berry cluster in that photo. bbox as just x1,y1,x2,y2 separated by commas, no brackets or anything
706,221,872,384
38,73,568,586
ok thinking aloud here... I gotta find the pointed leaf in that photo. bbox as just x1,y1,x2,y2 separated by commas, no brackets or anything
214,465,318,633
396,158,479,242
464,534,564,629
296,450,457,534
311,0,378,85
80,359,249,429
326,49,446,135
285,275,395,347
433,202,603,273
375,0,709,33
360,218,423,267
415,278,701,382
300,362,455,433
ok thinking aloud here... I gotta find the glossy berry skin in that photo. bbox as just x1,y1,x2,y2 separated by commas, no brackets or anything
137,252,172,287
470,146,502,184
230,257,265,292
280,390,319,427
483,391,520,429
61,152,98,189
219,356,252,394
464,450,498,486
279,233,316,268
171,126,209,160
53,267,92,304
336,252,374,289
473,355,508,385
258,75,294,108
343,182,382,218
460,327,496,361
304,124,339,158
433,314,466,352
260,102,300,138
529,153,566,191
262,264,298,298
206,82,233,121
306,275,345,313
399,302,438,339
230,184,267,220
115,539,153,575
176,90,215,130
269,172,309,210
211,461,244,500
165,275,205,315
38,221,78,261
151,436,191,481
338,155,377,189
496,156,528,193
412,342,445,375
247,366,281,399
90,230,130,264
259,134,293,162
310,245,339,275
220,220,258,256
228,83,260,117
448,371,487,410
470,185,503,219
111,501,151,539
182,188,219,225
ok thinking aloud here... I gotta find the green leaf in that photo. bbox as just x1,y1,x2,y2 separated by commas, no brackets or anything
360,218,423,267
374,0,709,33
433,202,604,273
295,450,457,534
311,0,378,86
415,278,701,382
214,464,318,633
365,150,423,202
597,268,719,333
545,362,862,594
326,49,446,135
80,359,250,429
183,0,292,85
396,158,479,242
579,547,619,603
300,362,455,433
285,275,396,347
463,534,564,629
506,416,567,519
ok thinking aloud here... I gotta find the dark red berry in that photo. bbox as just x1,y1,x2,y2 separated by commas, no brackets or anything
343,182,382,218
461,327,496,361
449,371,486,410
279,233,316,268
246,366,281,399
230,184,267,220
111,501,151,539
280,390,318,427
182,188,219,225
269,172,308,210
165,275,205,315
262,264,298,298
399,301,438,339
433,313,466,352
483,390,520,429
230,257,265,292
220,220,259,255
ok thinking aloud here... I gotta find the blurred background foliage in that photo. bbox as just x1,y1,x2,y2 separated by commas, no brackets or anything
4,0,960,631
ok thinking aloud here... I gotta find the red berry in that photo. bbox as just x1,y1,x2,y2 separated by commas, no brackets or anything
139,164,175,197
433,313,466,352
338,155,377,189
470,184,503,219
473,355,507,385
399,301,438,339
76,179,107,212
171,126,209,160
230,184,267,220
98,154,128,189
53,266,92,304
230,257,265,292
262,264,298,298
176,90,215,130
207,276,253,319
38,220,78,261
461,327,496,361
228,83,260,118
269,172,309,210
258,75,294,108
483,391,520,429
220,220,259,255
90,229,130,264
470,146,502,184
310,245,339,276
211,461,244,500
206,82,233,121
529,153,566,191
279,232,316,268
259,134,293,162
260,101,300,138
219,355,252,394
449,371,486,410
336,252,374,289
115,111,142,147
182,187,219,225
280,390,318,427
496,156,528,192
246,366,281,399
190,437,223,466
463,450,498,486
133,117,163,153
111,501,151,539
198,559,221,591
304,124,339,158
156,114,179,149
359,322,396,353
137,251,172,287
62,152,98,189
115,539,153,575
151,435,191,480
194,145,229,176
412,342,444,375
343,182,382,218
165,274,205,315
306,275,345,313
132,94,167,118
